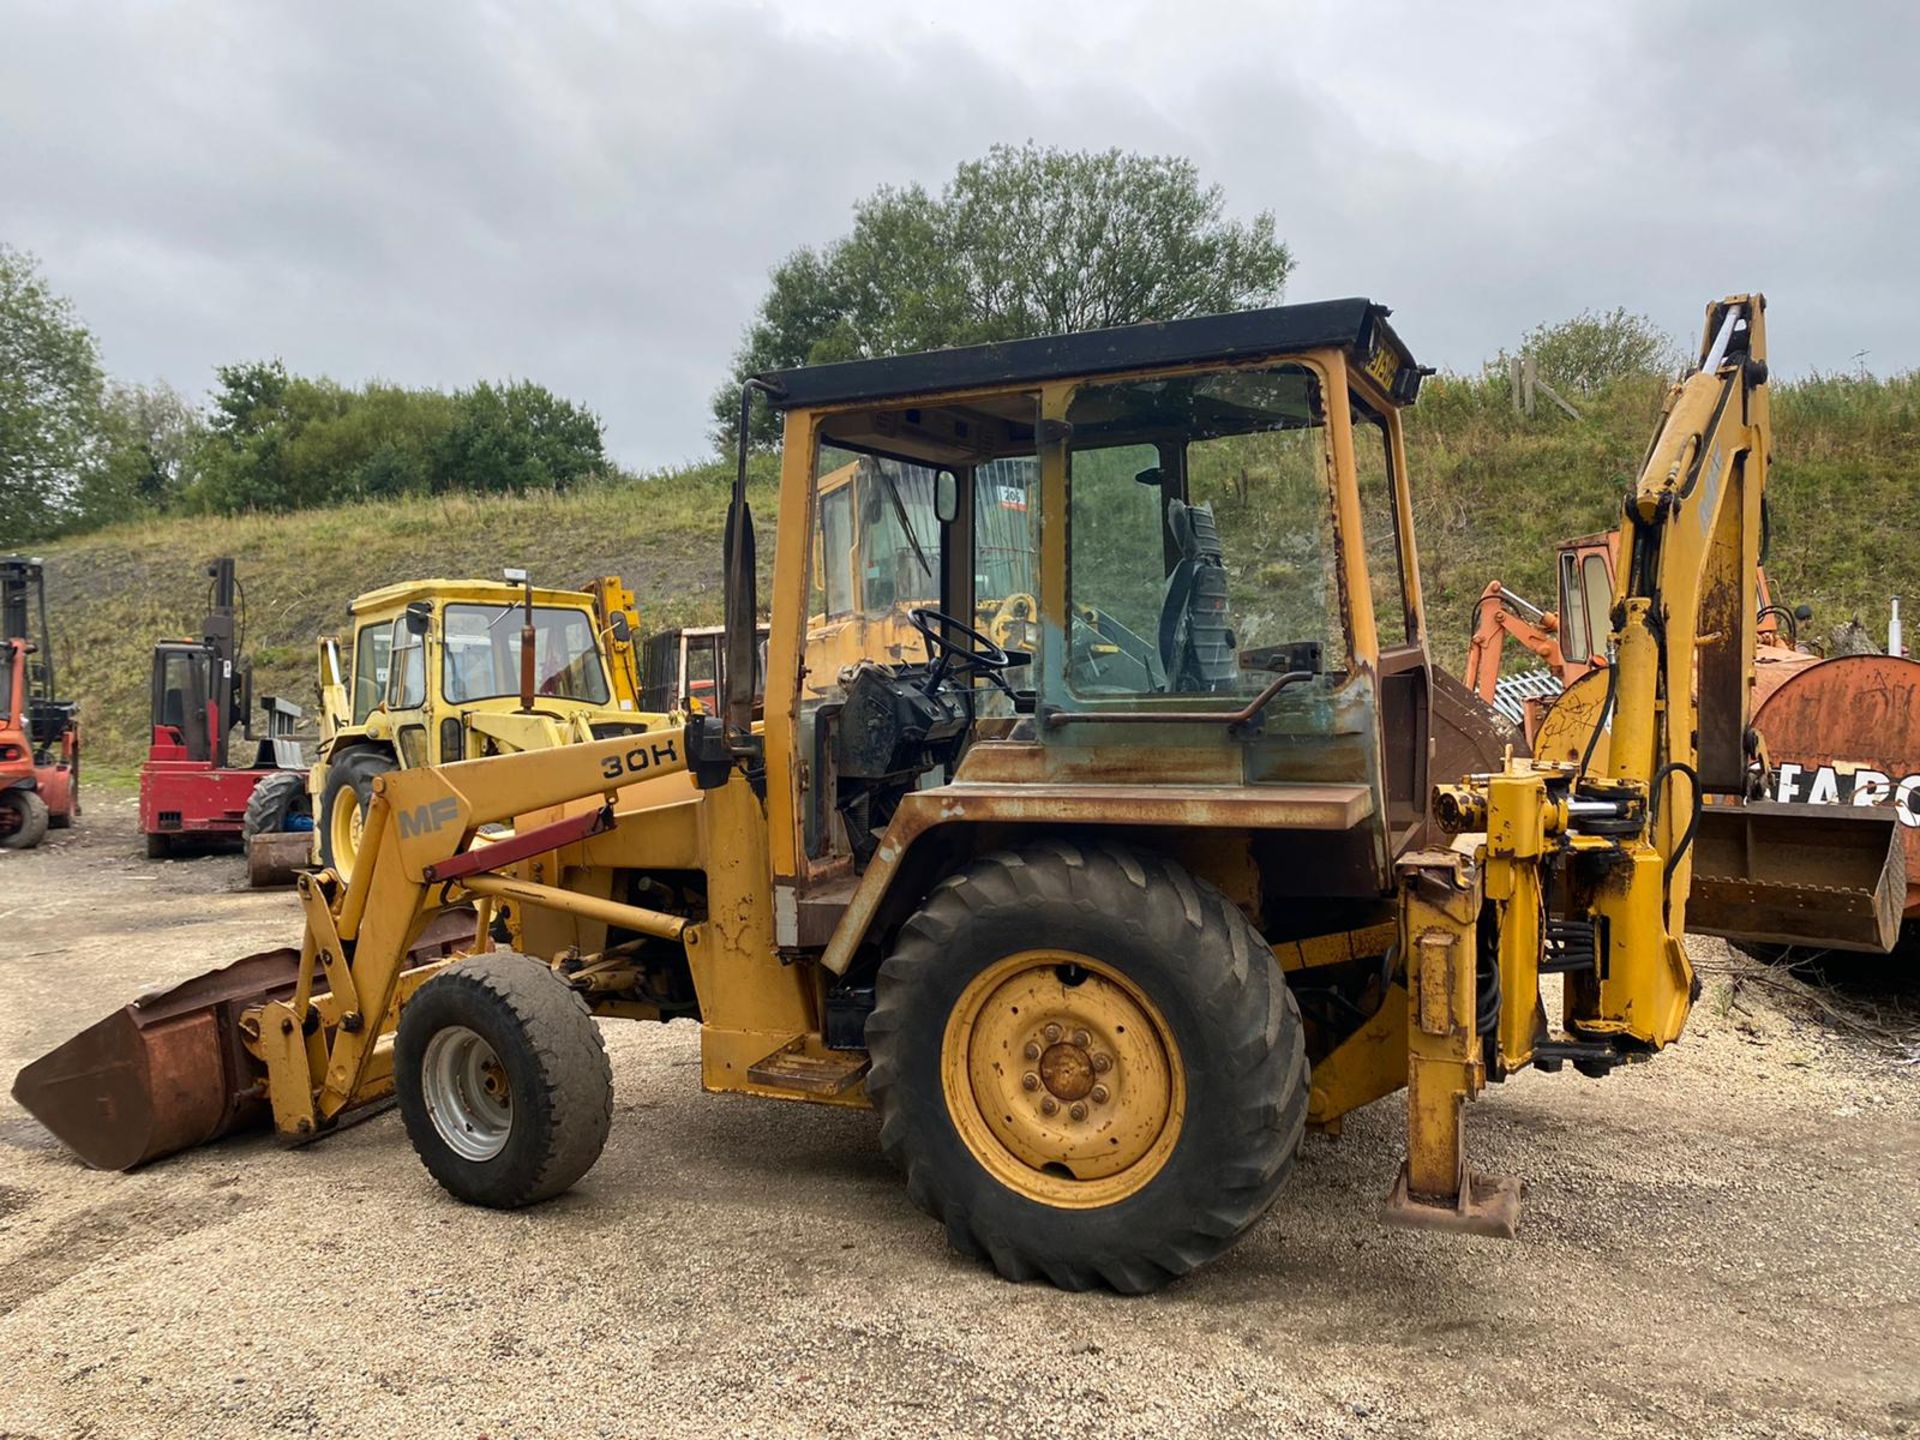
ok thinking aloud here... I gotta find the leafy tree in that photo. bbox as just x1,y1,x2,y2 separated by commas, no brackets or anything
185,367,606,514
1501,307,1682,396
0,245,105,541
436,380,606,494
715,144,1294,447
69,380,205,526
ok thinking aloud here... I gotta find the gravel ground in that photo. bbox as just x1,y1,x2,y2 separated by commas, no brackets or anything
1,796,1916,1439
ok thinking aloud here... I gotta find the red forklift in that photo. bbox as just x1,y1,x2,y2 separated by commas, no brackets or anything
140,558,307,858
0,556,80,849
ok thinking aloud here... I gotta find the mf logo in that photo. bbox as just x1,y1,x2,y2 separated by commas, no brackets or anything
396,795,462,839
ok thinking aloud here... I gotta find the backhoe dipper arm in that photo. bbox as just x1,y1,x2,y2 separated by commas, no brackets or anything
1463,582,1564,703
1607,296,1769,899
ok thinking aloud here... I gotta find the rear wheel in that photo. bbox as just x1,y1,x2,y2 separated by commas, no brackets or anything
0,790,50,850
242,769,311,839
317,749,395,881
394,952,614,1208
866,840,1308,1293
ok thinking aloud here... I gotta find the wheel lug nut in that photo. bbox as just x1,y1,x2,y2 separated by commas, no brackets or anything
1091,1053,1112,1074
1069,1102,1087,1121
1043,1023,1062,1043
1071,1029,1091,1048
1023,1041,1041,1061
1090,1085,1109,1105
1021,1072,1040,1092
1041,1097,1058,1116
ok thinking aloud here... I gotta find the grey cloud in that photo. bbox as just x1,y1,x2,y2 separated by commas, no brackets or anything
2,0,1914,468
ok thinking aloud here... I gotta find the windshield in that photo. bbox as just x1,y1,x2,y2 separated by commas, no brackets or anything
442,604,611,705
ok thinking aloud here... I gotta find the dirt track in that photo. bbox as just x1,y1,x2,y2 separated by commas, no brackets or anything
1,796,1916,1439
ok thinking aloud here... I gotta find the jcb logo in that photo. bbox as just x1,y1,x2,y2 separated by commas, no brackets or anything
600,737,680,782
397,796,462,839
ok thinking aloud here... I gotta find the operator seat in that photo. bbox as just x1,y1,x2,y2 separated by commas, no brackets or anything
1157,499,1238,692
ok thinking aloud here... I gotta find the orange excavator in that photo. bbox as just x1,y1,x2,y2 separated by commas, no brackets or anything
1464,530,1804,742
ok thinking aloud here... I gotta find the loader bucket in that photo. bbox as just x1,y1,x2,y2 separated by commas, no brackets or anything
11,910,474,1169
1688,800,1905,954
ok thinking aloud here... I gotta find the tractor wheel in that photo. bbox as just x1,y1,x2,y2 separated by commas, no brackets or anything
394,951,613,1209
316,749,395,882
0,790,50,850
866,840,1308,1293
242,769,311,839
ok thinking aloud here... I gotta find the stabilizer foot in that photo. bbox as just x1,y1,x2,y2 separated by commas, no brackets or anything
1382,1162,1524,1238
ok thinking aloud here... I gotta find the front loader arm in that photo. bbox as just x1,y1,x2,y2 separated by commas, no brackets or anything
258,724,704,1136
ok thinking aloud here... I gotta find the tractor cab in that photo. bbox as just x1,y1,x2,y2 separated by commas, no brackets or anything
752,299,1440,944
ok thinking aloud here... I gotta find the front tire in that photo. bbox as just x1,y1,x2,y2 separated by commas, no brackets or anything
866,840,1308,1293
317,749,395,881
243,769,310,839
0,790,51,850
394,952,614,1209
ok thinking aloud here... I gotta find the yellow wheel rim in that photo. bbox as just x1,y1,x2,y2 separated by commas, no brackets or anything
331,790,365,881
941,950,1184,1209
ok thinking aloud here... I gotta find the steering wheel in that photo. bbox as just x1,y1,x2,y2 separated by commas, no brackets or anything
907,606,1016,700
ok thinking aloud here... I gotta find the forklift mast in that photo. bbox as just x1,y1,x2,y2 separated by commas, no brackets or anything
1,556,54,702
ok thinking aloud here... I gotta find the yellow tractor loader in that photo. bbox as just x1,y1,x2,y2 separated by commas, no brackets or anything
308,571,665,879
16,295,1900,1292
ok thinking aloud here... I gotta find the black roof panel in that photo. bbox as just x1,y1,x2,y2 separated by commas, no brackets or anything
756,298,1411,411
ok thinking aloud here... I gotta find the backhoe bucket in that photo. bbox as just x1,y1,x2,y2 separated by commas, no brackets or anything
11,911,473,1169
1688,801,1905,954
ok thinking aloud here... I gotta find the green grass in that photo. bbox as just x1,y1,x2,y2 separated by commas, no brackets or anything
32,373,1918,767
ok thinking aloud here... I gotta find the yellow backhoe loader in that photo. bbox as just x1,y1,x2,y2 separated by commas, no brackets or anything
307,571,662,880
16,295,1900,1292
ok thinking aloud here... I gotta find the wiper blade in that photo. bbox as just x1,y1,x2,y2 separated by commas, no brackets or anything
872,460,933,579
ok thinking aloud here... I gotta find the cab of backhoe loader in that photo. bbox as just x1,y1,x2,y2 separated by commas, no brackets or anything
759,300,1437,946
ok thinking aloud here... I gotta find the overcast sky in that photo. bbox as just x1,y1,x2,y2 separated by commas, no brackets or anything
3,1,1915,469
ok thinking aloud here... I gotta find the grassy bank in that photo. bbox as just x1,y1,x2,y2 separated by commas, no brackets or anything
31,371,1919,768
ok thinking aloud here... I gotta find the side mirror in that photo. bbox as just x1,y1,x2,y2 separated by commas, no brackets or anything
1793,603,1814,623
608,612,632,643
404,602,431,637
934,470,959,524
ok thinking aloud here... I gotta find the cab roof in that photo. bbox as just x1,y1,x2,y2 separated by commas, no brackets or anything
349,579,597,616
755,298,1418,412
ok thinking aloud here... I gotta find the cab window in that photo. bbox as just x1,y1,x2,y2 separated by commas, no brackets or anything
388,618,426,710
352,623,392,724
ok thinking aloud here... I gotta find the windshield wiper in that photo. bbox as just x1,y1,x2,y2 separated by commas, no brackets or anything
872,460,933,578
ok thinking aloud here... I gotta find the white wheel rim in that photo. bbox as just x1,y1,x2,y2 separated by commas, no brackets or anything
421,1025,513,1162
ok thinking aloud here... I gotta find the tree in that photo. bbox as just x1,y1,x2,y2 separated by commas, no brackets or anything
436,380,606,494
1502,307,1682,396
69,380,205,527
715,144,1294,447
0,245,105,541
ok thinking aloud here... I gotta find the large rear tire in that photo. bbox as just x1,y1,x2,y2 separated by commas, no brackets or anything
316,749,395,881
866,840,1308,1293
242,769,310,839
0,790,50,850
394,952,614,1209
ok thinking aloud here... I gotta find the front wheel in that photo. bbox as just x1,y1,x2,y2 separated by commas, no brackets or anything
865,841,1308,1293
316,749,395,881
394,952,614,1209
0,790,50,850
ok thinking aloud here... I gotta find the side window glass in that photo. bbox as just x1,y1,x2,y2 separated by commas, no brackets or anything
352,624,392,724
1580,554,1613,660
1353,410,1412,648
388,618,426,710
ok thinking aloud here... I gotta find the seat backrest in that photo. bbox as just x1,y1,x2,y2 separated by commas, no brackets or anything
1157,500,1238,691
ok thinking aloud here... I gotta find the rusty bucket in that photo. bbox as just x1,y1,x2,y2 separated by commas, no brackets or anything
1689,800,1905,954
11,910,474,1169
